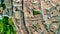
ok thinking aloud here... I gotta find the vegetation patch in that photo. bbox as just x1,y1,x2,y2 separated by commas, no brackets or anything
33,10,41,15
0,16,16,34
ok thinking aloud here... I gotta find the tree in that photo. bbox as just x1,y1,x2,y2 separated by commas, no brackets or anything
0,0,6,10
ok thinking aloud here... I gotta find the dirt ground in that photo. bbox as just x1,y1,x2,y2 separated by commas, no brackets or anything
13,0,60,34
23,0,60,34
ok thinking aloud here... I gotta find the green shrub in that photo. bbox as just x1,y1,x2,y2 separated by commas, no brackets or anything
33,10,41,15
0,16,16,34
2,4,6,10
